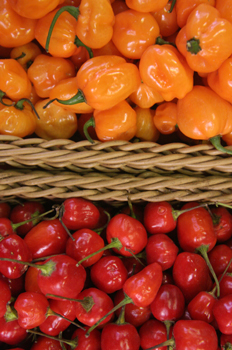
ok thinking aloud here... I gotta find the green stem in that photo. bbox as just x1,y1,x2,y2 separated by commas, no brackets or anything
168,0,176,13
155,36,176,48
0,257,56,277
14,52,26,61
15,98,40,120
45,6,79,53
115,305,126,325
0,91,14,106
58,204,75,242
83,116,95,144
43,89,86,109
85,294,133,337
11,208,56,231
47,308,85,330
26,329,78,349
74,36,93,58
94,210,111,235
224,342,232,350
216,202,232,210
164,320,173,341
77,237,123,266
145,338,175,350
186,37,202,54
4,305,18,322
46,294,95,313
196,245,220,297
172,203,207,221
127,195,136,219
210,135,232,155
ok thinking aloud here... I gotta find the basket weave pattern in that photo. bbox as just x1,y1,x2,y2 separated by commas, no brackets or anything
1,136,232,203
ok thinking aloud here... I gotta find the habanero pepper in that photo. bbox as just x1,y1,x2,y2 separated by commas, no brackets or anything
7,0,65,19
129,80,164,109
207,55,232,104
111,9,160,59
0,0,37,48
215,0,232,24
139,44,194,101
10,42,42,71
34,99,78,140
176,85,232,154
46,55,141,111
153,101,178,135
152,0,179,37
84,100,137,143
134,106,160,142
27,54,76,98
0,98,37,138
0,59,32,101
45,0,115,54
175,0,215,28
125,0,169,13
35,8,81,58
176,3,232,74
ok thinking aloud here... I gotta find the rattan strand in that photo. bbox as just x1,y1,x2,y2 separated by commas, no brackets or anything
0,169,232,204
1,136,232,174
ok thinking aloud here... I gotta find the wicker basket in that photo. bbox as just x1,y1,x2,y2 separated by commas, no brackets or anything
1,135,232,204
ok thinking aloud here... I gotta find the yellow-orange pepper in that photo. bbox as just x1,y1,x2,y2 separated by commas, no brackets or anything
8,0,65,19
135,106,159,142
10,42,42,71
175,0,215,28
0,59,32,101
152,1,179,37
112,9,160,59
216,0,232,24
0,99,36,138
207,56,232,104
153,102,177,135
34,99,78,140
139,44,194,101
129,81,164,109
125,0,169,13
177,85,232,154
176,3,232,73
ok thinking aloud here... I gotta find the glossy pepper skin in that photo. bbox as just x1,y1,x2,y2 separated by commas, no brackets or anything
112,9,160,59
177,85,232,141
75,55,141,110
125,0,169,12
176,3,232,73
76,0,115,49
175,0,215,28
0,0,37,48
139,44,194,101
10,42,42,71
0,59,32,100
8,0,65,19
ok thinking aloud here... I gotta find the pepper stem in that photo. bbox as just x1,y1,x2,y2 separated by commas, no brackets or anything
15,98,40,120
43,89,86,109
83,116,95,144
77,237,123,266
186,37,202,54
45,6,79,53
94,210,111,235
210,135,232,155
168,0,176,13
172,203,207,221
46,294,95,313
155,36,176,48
196,245,220,297
26,329,78,349
47,307,85,330
11,208,56,231
85,293,133,337
145,338,175,350
74,36,93,58
0,91,14,106
0,257,56,276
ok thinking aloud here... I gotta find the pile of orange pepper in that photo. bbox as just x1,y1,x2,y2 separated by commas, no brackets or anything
1,0,232,154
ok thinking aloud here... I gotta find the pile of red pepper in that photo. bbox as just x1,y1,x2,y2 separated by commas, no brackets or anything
1,0,232,154
0,197,232,349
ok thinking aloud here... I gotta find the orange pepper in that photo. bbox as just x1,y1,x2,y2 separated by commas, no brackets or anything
47,55,140,111
0,98,36,138
34,99,78,140
175,0,215,28
176,3,232,74
92,40,124,59
75,0,115,49
216,0,232,24
112,9,160,59
176,85,232,154
207,56,232,104
27,54,76,98
129,80,164,109
135,106,160,142
10,42,42,70
153,102,177,135
125,0,169,12
49,77,94,114
7,0,65,19
35,8,80,58
84,100,137,143
0,0,37,48
139,44,194,101
45,0,114,54
70,47,90,71
152,1,179,37
62,0,81,5
222,130,232,146
0,59,32,101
